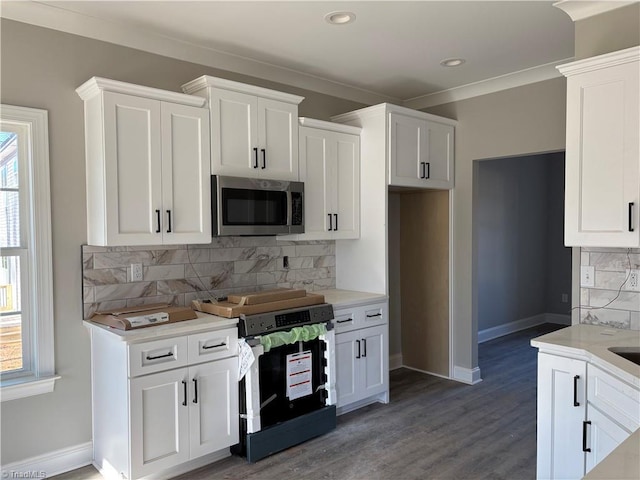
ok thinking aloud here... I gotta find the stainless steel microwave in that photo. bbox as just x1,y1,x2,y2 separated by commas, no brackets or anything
212,175,304,236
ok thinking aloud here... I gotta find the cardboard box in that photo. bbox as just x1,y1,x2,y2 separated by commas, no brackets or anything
90,303,197,330
192,292,325,318
227,288,306,305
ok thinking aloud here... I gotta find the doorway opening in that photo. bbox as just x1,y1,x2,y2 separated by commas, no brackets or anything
472,151,571,359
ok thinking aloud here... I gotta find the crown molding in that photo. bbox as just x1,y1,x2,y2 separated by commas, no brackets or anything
76,77,206,106
557,45,640,76
182,76,304,104
1,1,397,106
403,59,572,110
553,0,638,21
298,117,362,135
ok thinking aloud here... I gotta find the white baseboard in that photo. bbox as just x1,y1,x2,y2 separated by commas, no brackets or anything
389,353,403,370
545,313,571,325
478,312,572,344
401,365,452,381
478,313,546,344
453,366,482,385
2,441,92,478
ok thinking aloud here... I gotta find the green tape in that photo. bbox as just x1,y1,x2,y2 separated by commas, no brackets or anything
259,323,327,352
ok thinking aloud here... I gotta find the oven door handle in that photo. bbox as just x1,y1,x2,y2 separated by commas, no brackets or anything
356,339,361,359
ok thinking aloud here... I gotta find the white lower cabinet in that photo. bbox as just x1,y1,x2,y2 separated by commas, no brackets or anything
334,301,389,413
536,353,587,480
88,323,239,480
536,352,639,480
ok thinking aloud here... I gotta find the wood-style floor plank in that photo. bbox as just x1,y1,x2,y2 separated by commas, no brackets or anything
51,323,561,480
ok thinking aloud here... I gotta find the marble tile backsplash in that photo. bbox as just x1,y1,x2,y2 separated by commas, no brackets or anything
82,237,336,319
580,247,640,330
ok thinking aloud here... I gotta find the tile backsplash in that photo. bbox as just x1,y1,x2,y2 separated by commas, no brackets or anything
580,247,640,330
82,237,336,319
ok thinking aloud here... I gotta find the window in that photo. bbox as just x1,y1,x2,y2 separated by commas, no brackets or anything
0,105,57,401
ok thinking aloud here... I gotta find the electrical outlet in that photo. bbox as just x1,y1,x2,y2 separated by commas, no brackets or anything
626,269,640,291
581,266,595,287
131,263,143,282
561,293,569,303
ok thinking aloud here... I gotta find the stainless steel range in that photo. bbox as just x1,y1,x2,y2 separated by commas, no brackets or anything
233,303,337,462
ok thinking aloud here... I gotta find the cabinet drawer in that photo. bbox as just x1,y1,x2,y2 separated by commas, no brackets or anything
333,302,388,334
188,327,238,364
129,336,189,377
587,364,640,432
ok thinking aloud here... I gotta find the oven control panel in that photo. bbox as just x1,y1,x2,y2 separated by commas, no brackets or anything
239,304,334,337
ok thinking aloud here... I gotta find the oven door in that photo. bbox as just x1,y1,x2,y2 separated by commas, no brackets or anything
258,338,327,428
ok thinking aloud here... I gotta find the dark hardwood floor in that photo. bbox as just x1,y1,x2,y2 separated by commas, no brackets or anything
52,323,563,480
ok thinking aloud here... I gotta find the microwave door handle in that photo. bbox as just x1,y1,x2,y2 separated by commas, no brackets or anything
286,191,293,227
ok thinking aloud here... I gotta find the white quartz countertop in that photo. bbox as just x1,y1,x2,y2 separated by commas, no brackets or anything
84,311,238,344
531,324,640,388
314,289,388,309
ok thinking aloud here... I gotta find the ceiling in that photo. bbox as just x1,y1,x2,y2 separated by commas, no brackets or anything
2,1,576,107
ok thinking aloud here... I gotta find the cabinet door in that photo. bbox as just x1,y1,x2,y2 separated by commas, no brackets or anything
257,98,298,180
565,59,640,247
389,112,427,188
335,330,361,407
425,120,454,189
585,405,631,474
161,102,211,244
333,132,360,239
298,127,332,237
130,369,190,479
210,89,259,177
294,127,360,241
189,357,239,458
536,353,587,480
360,325,387,398
103,92,163,246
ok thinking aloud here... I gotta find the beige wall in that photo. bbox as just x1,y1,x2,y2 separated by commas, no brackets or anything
424,79,566,372
0,19,365,465
574,3,640,59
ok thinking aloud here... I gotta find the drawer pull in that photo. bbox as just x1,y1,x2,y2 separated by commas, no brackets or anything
366,313,382,318
182,380,188,407
582,420,591,452
336,318,353,324
146,351,174,361
193,378,198,404
202,342,226,350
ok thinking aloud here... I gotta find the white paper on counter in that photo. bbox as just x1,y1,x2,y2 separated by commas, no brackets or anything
238,338,254,381
286,351,312,400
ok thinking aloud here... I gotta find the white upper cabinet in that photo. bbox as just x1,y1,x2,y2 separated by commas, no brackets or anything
183,76,303,181
388,109,454,189
287,119,360,240
77,77,211,246
559,46,640,247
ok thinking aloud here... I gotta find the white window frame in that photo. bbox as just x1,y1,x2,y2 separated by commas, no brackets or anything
0,104,58,401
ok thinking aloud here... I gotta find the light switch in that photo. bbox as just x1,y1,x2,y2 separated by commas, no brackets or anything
580,265,595,287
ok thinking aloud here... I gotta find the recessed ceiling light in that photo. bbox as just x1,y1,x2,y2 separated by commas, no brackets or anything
440,58,466,67
324,11,356,25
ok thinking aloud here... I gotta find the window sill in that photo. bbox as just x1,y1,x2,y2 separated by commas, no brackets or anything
1,375,61,402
